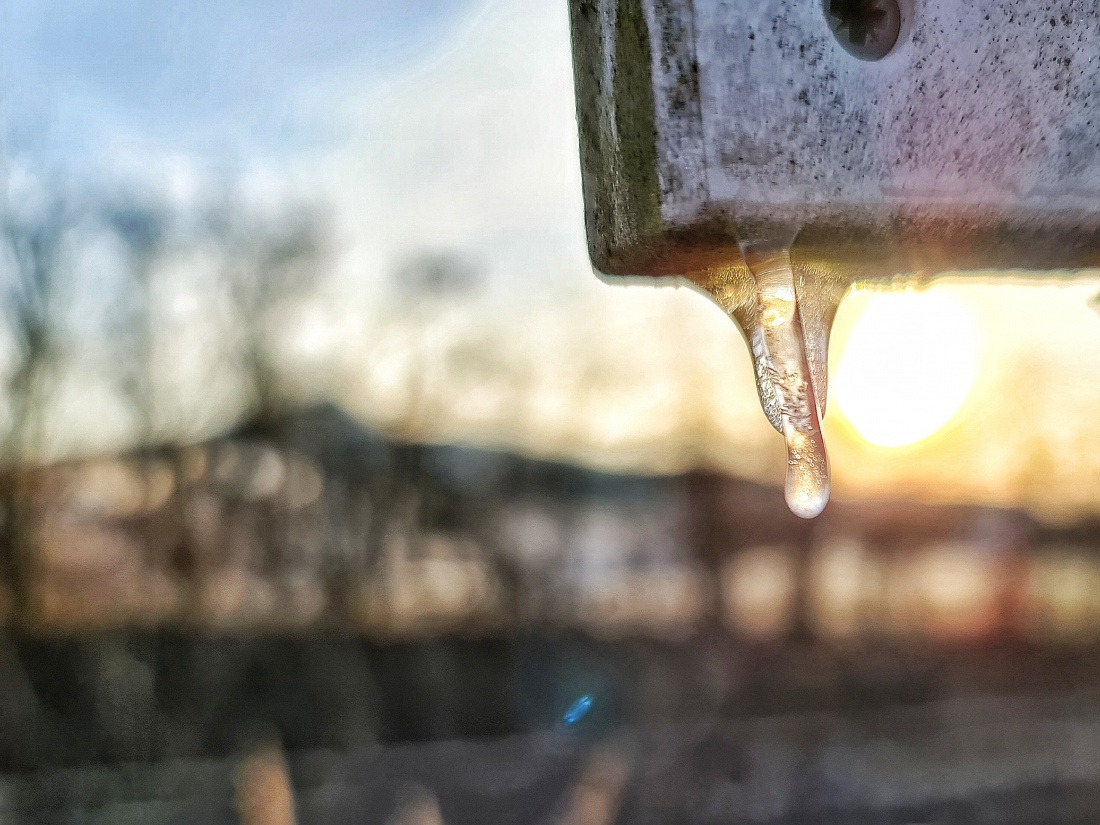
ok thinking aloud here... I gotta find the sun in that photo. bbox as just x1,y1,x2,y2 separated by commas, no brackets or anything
831,287,982,448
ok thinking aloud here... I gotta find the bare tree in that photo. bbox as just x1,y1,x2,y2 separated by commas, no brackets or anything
0,180,74,614
202,201,328,428
0,175,331,622
100,188,331,445
175,199,332,621
100,196,168,449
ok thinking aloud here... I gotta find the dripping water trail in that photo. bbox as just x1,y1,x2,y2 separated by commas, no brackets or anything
738,240,830,518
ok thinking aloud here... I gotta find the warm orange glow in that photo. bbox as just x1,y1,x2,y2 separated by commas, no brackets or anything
721,546,797,640
832,288,982,448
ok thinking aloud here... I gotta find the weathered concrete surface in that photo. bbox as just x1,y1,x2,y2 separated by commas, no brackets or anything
569,0,1100,282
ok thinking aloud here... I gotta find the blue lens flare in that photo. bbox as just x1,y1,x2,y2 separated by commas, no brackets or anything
562,694,593,726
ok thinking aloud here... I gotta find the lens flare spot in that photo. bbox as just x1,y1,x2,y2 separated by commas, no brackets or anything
562,694,593,726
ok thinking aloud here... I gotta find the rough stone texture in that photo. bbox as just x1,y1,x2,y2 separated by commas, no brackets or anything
569,0,1100,282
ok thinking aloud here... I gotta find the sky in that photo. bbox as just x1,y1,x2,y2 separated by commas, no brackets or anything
1,0,478,162
0,0,594,305
3,0,1100,518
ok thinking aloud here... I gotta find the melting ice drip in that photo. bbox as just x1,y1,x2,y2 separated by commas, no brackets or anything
737,241,831,518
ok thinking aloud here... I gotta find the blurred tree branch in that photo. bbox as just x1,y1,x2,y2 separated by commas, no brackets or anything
0,169,332,620
207,202,329,427
0,179,73,616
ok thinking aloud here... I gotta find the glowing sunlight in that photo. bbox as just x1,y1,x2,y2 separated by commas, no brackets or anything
832,287,982,448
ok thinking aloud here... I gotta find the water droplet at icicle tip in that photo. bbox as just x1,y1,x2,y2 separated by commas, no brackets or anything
733,241,831,519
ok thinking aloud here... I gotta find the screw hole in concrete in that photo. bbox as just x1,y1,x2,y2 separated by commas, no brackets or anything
823,0,903,60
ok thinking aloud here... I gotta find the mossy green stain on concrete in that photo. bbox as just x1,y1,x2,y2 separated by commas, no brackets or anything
568,0,663,275
612,0,663,268
567,0,614,269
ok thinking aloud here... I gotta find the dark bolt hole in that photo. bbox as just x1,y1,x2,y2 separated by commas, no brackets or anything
823,0,903,61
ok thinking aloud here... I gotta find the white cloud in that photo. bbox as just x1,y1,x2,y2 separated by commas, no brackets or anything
318,0,588,301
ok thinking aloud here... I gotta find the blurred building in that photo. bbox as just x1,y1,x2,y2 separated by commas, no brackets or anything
0,404,1097,822
6,402,1100,648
